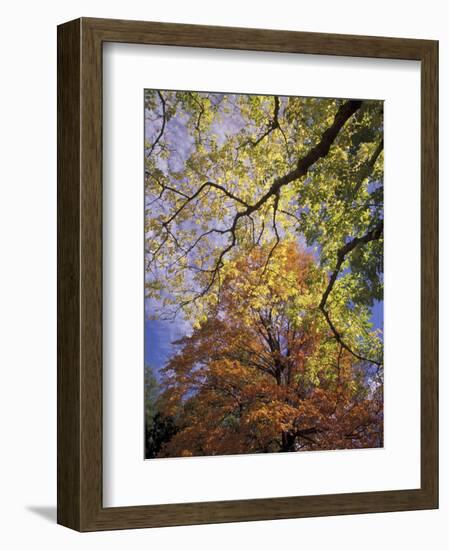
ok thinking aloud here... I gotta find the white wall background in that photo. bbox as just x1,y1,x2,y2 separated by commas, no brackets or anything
0,0,446,547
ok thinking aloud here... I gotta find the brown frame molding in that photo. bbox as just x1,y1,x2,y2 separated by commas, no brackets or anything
57,17,438,531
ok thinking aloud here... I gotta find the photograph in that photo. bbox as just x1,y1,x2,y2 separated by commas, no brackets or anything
143,89,384,459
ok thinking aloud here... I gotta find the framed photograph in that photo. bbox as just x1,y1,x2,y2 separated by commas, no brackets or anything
57,17,438,531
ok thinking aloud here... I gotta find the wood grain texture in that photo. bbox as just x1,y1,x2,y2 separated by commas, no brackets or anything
57,17,439,532
57,18,81,531
420,40,439,503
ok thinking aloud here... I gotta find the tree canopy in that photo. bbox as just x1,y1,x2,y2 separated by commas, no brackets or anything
156,242,382,456
144,90,383,457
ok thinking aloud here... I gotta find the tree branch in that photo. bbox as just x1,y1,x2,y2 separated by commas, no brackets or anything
320,221,384,311
154,99,363,310
146,91,166,157
319,221,384,366
162,181,250,227
248,100,363,215
239,96,281,148
198,100,363,291
351,138,384,198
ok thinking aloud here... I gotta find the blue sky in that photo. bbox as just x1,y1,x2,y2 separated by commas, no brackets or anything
144,318,187,380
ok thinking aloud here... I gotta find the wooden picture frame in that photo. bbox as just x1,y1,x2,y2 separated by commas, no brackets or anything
57,17,438,531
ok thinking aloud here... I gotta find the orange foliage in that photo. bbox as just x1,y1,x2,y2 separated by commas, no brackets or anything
157,242,383,456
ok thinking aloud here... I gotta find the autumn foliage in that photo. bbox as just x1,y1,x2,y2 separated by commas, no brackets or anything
153,242,382,456
144,91,384,457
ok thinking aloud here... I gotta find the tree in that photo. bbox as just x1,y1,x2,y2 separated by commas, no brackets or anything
145,91,383,368
144,364,159,427
156,242,382,457
144,365,179,458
